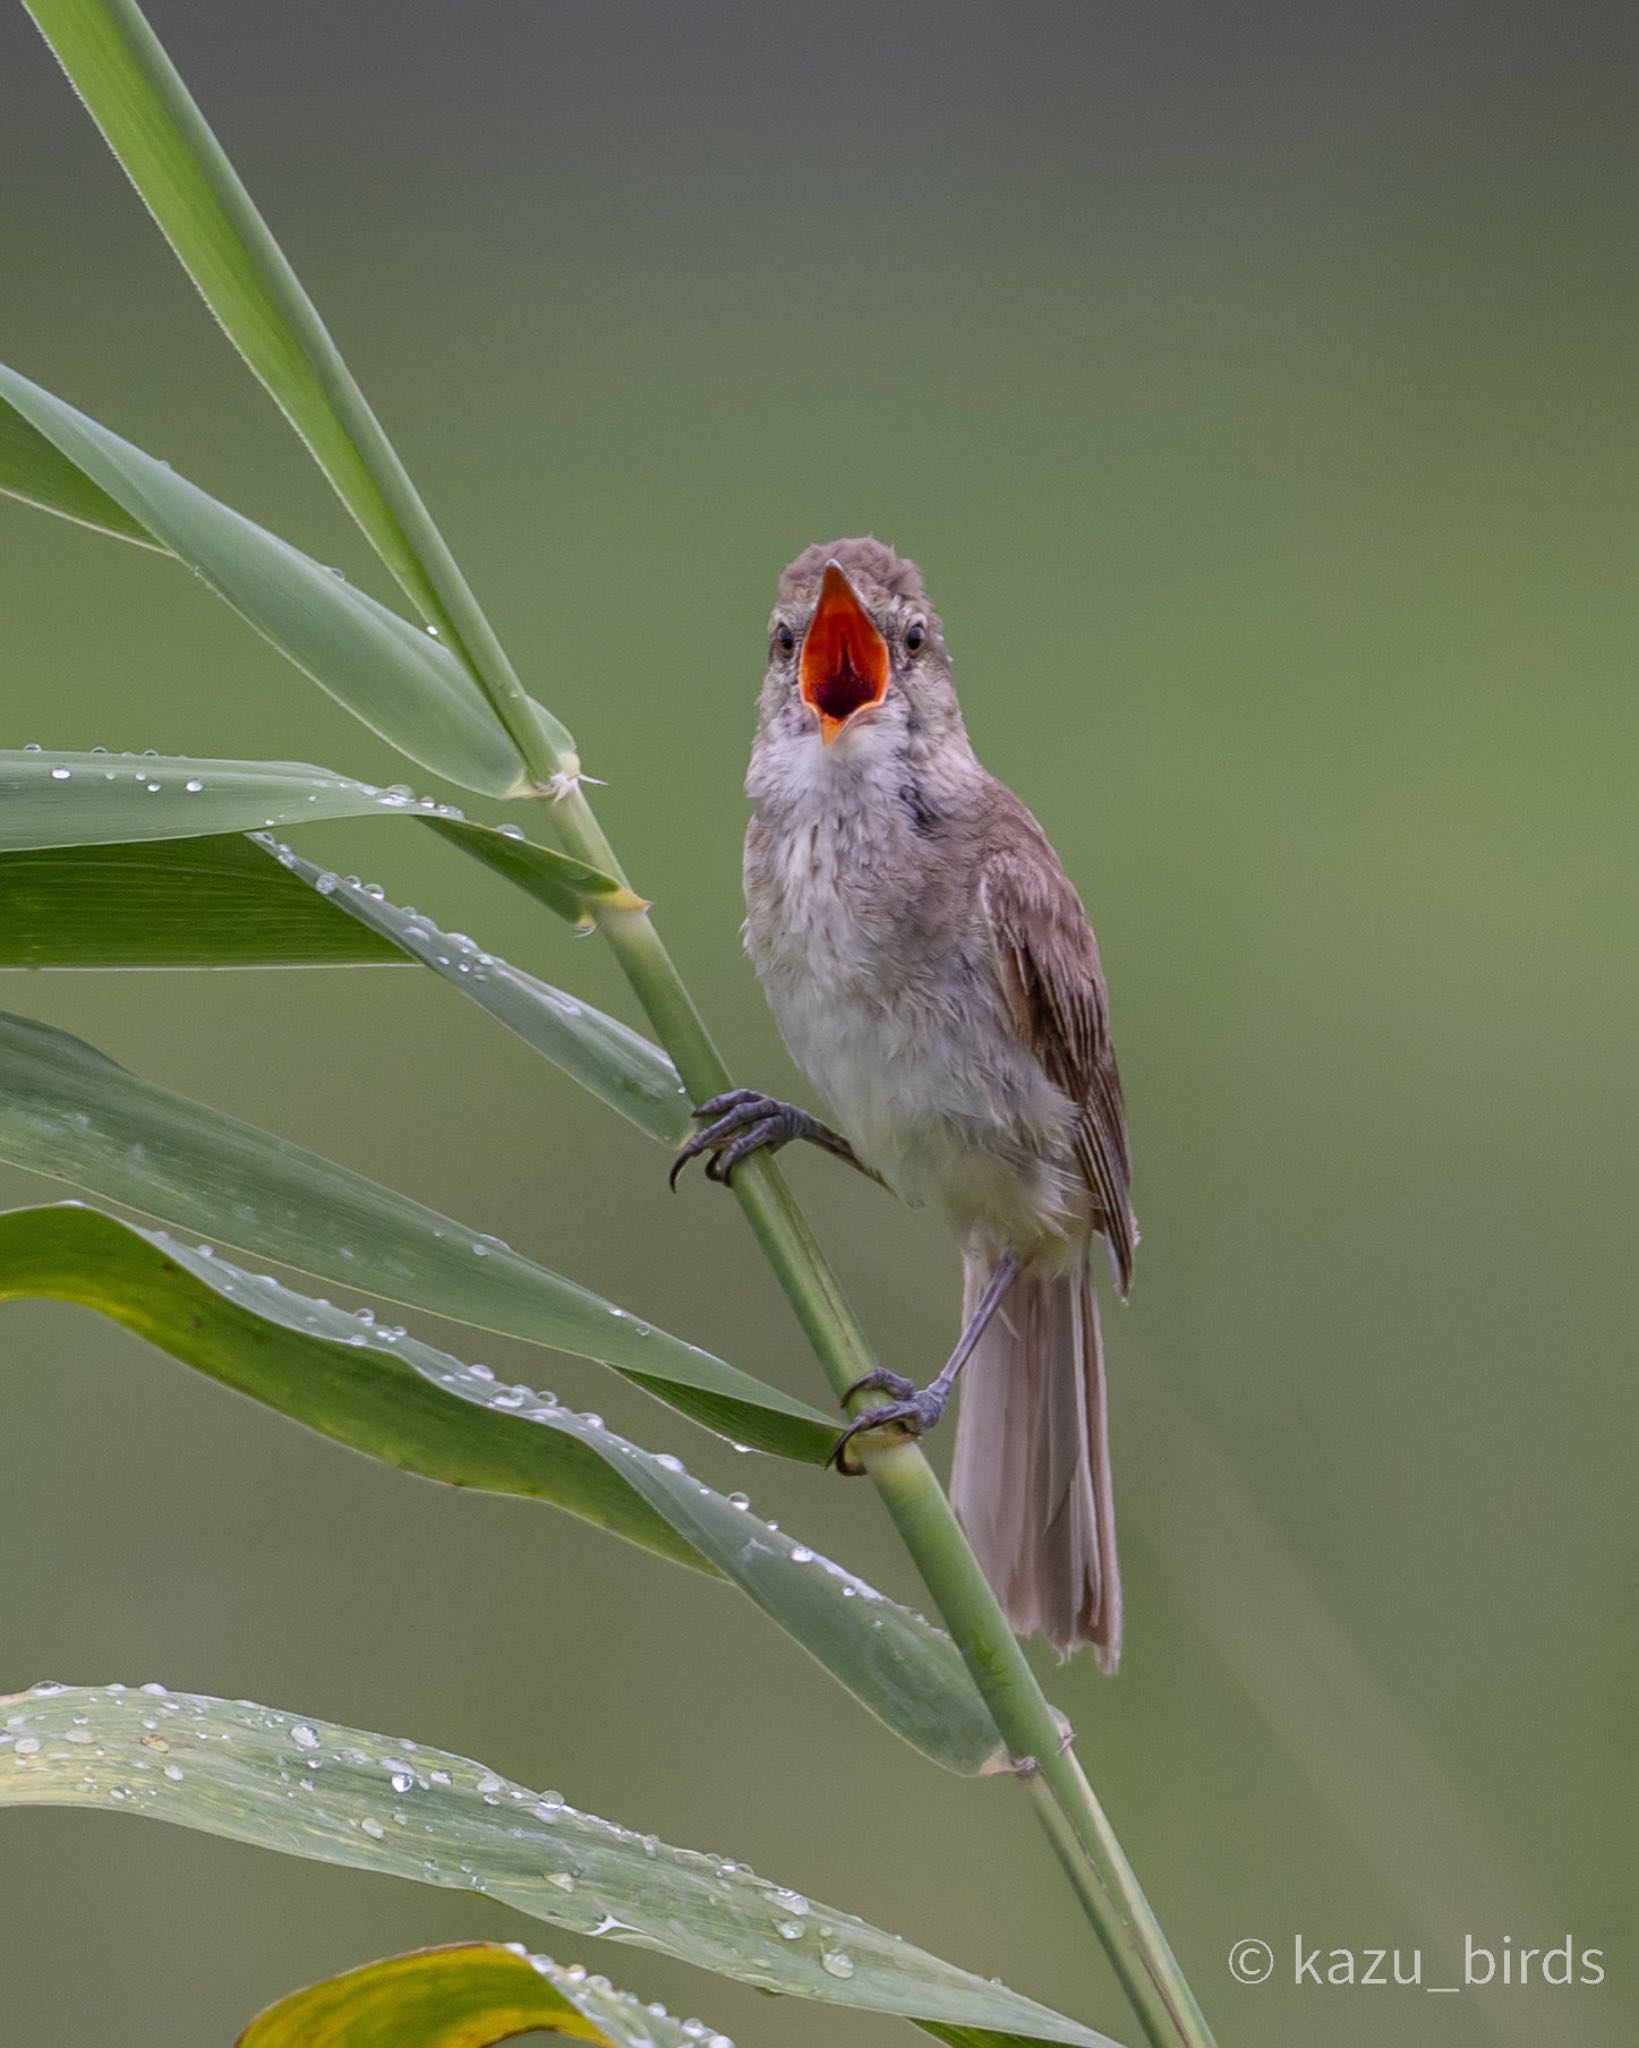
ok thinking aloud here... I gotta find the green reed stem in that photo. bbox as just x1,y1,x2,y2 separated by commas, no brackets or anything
541,787,1217,2048
27,12,1213,2028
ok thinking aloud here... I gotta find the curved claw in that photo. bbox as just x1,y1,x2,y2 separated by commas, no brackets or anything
670,1090,887,1194
669,1092,801,1191
828,1388,949,1474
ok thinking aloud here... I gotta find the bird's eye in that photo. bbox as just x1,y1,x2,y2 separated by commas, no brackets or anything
774,623,796,656
905,620,927,655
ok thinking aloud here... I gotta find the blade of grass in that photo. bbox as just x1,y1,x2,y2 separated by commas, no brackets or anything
257,837,689,1143
0,369,530,797
21,0,569,780
0,1686,1122,2046
0,1202,1000,1774
0,749,633,930
0,1010,835,1460
426,817,650,932
0,833,406,969
0,749,466,848
0,389,159,545
235,1942,703,2048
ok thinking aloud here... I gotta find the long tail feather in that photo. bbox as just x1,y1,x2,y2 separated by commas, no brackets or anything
949,1257,1122,1669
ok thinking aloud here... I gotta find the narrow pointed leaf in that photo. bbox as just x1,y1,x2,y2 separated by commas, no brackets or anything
0,834,405,969
0,750,467,852
426,817,646,931
0,750,631,936
0,1687,1120,2046
0,1204,998,1773
0,393,159,546
0,368,530,796
260,838,689,1142
237,1943,696,2048
20,0,573,774
0,1011,834,1459
0,818,670,1128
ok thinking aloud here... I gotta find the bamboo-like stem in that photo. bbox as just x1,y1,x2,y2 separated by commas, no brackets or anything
545,790,1217,2048
30,12,1213,2030
31,0,575,786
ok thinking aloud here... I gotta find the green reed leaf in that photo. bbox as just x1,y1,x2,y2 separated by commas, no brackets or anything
0,1203,999,1773
235,1942,695,2048
0,368,531,796
0,1011,834,1459
0,1686,1118,2045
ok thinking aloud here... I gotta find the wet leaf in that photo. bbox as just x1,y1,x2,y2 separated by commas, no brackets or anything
0,834,404,970
0,1202,998,1772
18,0,575,774
0,1010,835,1460
0,1686,1119,2046
0,368,529,795
257,837,688,1143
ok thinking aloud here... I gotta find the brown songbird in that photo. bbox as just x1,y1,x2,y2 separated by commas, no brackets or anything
672,538,1137,1667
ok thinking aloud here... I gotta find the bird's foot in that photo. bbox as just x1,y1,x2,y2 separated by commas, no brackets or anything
669,1090,882,1190
829,1379,950,1474
840,1367,918,1404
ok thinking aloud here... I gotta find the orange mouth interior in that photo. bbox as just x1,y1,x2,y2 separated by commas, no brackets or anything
800,562,890,741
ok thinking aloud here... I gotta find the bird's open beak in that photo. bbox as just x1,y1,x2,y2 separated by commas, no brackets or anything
800,561,890,744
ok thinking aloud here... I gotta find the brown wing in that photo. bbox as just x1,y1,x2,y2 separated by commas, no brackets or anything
981,835,1137,1295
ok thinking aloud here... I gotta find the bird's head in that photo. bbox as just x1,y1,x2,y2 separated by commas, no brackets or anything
758,537,964,760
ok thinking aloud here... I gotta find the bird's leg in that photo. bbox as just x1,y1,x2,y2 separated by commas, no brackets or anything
831,1251,1023,1472
669,1089,885,1191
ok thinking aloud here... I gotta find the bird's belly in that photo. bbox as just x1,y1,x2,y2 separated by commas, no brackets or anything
766,973,1082,1254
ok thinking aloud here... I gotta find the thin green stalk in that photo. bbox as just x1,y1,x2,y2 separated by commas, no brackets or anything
31,11,1212,2024
546,788,1217,2048
30,0,572,783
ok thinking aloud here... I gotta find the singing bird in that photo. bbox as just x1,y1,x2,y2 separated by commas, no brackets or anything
673,538,1136,1667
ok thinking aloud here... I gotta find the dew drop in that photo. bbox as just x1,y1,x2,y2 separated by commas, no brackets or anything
184,778,204,793
291,1724,319,1751
50,765,71,781
360,1816,386,1839
821,1951,855,1979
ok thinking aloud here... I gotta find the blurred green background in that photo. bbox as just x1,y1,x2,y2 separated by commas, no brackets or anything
1,2,1633,2043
